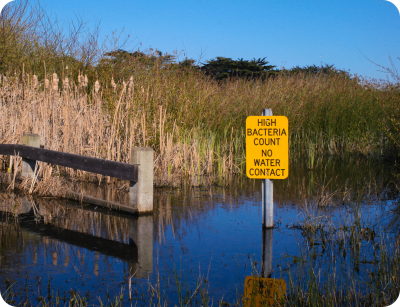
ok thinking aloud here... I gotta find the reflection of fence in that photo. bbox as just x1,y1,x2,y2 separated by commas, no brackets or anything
0,134,154,213
0,193,153,277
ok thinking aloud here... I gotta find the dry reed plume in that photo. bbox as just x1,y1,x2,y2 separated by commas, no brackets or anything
0,72,239,191
0,60,398,192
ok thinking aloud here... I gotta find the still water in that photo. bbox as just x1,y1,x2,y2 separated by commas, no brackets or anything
0,155,399,306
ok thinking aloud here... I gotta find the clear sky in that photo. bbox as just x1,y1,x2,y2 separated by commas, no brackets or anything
5,0,400,81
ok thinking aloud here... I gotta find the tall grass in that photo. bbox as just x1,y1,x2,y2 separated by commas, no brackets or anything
0,66,399,187
0,1,399,188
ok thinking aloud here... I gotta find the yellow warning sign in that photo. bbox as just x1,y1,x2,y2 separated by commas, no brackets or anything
246,116,289,179
243,276,286,307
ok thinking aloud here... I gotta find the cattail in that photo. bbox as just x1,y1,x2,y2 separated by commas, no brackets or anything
63,77,69,90
45,78,49,89
128,76,134,94
84,75,88,87
32,75,38,89
94,80,100,93
78,74,82,86
111,77,116,91
122,81,127,94
52,73,59,91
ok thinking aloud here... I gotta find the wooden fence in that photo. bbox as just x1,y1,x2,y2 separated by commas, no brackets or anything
0,134,154,214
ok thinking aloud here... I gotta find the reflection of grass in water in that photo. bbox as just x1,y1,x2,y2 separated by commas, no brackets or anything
282,199,400,307
1,182,399,306
1,280,16,306
2,234,399,306
282,235,399,306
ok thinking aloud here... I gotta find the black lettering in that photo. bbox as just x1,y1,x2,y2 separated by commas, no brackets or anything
262,150,268,157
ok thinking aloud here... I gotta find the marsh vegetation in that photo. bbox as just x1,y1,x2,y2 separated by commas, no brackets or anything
1,1,400,191
0,1,399,306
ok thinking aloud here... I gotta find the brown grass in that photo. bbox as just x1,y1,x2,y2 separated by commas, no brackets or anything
0,71,244,189
0,67,398,191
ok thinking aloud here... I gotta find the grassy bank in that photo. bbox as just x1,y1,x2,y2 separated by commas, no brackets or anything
0,0,399,188
0,68,399,187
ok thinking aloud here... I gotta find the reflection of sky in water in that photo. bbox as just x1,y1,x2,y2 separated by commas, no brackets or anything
151,187,398,304
0,160,399,305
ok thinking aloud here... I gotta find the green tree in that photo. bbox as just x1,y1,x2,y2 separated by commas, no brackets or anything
200,57,277,81
280,64,350,78
0,0,130,84
96,48,178,82
101,49,175,68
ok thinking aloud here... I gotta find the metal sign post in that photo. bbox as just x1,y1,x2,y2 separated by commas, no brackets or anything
243,109,288,304
246,108,289,228
262,109,274,228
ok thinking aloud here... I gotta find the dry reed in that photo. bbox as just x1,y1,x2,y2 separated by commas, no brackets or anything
0,72,242,189
0,67,398,191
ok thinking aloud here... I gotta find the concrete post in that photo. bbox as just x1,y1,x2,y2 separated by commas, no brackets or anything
128,215,153,277
22,134,40,177
129,147,154,213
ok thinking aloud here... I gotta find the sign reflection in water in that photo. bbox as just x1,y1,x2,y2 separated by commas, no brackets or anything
243,228,287,307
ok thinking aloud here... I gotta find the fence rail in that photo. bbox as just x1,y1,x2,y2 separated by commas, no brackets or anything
0,144,139,182
0,134,154,214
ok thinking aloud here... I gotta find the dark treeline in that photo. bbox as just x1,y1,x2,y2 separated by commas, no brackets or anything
0,0,353,84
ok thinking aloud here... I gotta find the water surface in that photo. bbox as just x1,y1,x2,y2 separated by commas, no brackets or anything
0,155,399,306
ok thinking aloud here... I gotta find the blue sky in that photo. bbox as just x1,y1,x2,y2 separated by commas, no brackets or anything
5,0,400,81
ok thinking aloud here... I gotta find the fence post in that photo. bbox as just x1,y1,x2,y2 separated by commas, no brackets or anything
22,134,40,177
129,147,154,213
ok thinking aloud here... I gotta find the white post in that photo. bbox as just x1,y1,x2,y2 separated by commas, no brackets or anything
262,109,274,228
129,147,154,213
21,134,40,178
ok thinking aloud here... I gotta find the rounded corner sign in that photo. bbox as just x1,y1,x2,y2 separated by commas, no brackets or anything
246,116,289,179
